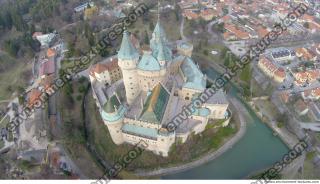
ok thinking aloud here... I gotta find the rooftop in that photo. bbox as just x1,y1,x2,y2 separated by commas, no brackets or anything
139,83,170,124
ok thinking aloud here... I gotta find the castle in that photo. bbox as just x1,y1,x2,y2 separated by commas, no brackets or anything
89,16,231,157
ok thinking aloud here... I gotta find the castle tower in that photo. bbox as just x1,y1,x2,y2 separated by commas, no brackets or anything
101,94,125,145
117,30,140,105
150,1,167,51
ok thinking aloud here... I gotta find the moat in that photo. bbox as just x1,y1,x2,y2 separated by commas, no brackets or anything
162,68,289,179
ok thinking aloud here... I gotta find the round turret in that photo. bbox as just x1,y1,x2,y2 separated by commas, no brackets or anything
101,95,125,145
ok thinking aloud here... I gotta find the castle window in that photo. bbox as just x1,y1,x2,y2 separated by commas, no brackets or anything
185,97,190,100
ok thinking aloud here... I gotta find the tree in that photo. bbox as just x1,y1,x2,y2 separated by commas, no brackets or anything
4,39,20,57
220,47,229,59
144,30,149,44
149,22,154,31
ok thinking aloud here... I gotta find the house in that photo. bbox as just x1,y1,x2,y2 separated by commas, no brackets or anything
39,58,55,78
32,32,43,39
257,56,286,83
256,27,269,38
200,8,216,21
183,9,200,20
271,48,295,62
295,48,317,61
39,74,55,91
308,101,320,121
74,1,94,13
89,57,122,85
224,24,250,40
27,89,42,109
302,87,320,100
294,99,309,116
279,91,291,103
47,48,56,58
274,68,286,83
293,70,320,86
34,33,56,47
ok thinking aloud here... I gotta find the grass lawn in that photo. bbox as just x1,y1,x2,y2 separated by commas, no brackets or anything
0,52,32,101
251,78,267,97
58,79,104,179
193,43,226,65
0,116,9,129
239,65,251,84
303,157,320,179
0,140,4,149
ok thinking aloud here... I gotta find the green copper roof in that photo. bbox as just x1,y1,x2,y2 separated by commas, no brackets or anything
122,124,158,140
139,83,170,123
156,39,166,61
103,95,120,113
181,57,206,91
192,108,210,117
153,20,166,39
154,38,172,62
101,95,126,122
118,31,139,60
150,19,168,52
137,53,161,71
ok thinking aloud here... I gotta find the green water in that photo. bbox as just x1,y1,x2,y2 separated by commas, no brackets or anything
162,68,289,179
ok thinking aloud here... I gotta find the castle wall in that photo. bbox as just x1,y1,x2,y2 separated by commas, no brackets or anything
203,103,229,119
137,69,166,92
122,132,174,157
192,116,209,134
104,119,124,145
118,58,140,104
124,118,161,129
95,71,111,84
177,44,193,57
179,87,201,101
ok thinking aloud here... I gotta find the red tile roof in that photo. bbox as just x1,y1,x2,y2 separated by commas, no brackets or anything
89,58,119,76
32,32,43,39
39,59,55,76
28,89,42,107
47,48,56,58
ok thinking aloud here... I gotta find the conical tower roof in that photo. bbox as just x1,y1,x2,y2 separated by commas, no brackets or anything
103,95,121,113
118,30,139,60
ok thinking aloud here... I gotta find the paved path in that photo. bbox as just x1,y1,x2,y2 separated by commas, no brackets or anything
134,97,247,177
180,17,187,41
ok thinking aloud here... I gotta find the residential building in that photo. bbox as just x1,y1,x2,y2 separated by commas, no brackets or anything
294,99,309,116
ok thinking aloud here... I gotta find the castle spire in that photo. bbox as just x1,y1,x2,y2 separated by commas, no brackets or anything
157,0,160,21
118,30,139,61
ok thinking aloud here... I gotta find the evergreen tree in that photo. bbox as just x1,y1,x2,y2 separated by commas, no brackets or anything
144,30,149,44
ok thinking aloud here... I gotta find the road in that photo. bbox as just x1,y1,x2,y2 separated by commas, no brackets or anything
180,17,187,41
